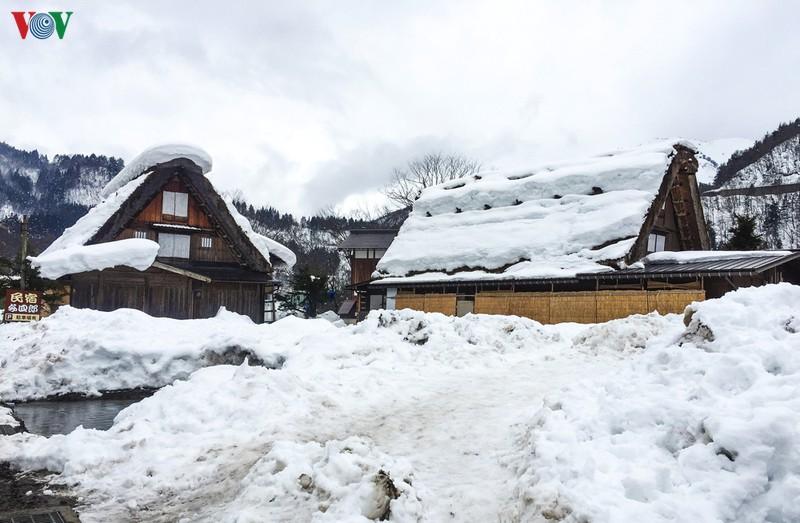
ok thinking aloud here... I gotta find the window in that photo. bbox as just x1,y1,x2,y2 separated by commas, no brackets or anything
200,236,213,249
134,230,147,239
162,191,189,218
647,232,667,253
456,295,475,317
158,233,190,258
354,249,368,259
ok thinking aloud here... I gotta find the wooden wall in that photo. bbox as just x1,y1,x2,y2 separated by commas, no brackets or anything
396,289,705,323
350,257,380,285
132,177,212,228
70,269,266,323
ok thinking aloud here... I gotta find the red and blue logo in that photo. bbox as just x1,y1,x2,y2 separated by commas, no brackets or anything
11,11,73,39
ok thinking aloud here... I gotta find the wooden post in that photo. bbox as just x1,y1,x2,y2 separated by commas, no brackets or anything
19,215,29,290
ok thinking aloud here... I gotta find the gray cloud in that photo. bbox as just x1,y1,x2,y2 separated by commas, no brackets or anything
2,0,799,215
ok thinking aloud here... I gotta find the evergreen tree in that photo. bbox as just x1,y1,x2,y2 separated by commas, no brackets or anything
277,265,330,318
762,201,783,249
724,214,764,250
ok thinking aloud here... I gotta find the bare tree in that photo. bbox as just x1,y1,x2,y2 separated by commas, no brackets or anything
383,153,481,207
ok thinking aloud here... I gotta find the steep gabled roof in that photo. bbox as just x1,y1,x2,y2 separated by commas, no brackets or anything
374,141,707,285
36,146,295,277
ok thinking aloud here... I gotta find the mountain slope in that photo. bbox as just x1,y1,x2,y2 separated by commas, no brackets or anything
702,119,800,248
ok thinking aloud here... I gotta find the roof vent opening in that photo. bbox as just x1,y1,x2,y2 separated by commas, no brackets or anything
455,207,463,214
483,204,492,210
553,194,562,199
591,186,604,195
513,199,523,206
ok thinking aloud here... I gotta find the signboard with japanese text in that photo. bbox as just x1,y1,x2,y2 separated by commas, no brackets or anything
3,289,43,322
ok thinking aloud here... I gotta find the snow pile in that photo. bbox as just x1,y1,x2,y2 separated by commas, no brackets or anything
508,283,800,522
0,364,423,522
0,306,326,400
0,302,699,521
29,239,159,279
0,406,18,427
376,141,692,282
221,437,422,522
100,144,212,198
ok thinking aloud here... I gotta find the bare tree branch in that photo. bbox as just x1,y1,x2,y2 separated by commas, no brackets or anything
382,153,481,207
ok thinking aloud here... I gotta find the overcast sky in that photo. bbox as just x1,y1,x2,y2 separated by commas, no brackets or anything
2,1,799,215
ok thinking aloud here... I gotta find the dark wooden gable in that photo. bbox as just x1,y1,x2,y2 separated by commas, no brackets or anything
626,145,710,263
87,158,273,273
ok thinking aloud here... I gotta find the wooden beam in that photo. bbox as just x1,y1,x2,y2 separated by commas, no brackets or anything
152,261,212,283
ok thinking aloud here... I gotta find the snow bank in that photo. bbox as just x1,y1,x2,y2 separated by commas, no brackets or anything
100,144,212,198
0,364,423,522
376,141,689,281
0,406,18,427
29,239,159,279
0,306,329,400
0,303,692,521
508,283,800,522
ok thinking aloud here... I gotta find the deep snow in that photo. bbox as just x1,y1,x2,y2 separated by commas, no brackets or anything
0,285,797,522
508,283,800,523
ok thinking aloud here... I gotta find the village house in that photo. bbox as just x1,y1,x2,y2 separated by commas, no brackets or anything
30,145,295,323
364,141,800,323
337,228,399,321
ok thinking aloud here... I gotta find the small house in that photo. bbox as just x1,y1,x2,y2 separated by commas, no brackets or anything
367,141,800,322
31,145,295,323
337,228,399,321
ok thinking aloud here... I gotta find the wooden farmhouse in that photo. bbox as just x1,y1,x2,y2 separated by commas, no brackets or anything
31,145,295,323
364,141,800,323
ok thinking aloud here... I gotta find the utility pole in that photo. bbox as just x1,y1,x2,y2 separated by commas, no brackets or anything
19,215,29,290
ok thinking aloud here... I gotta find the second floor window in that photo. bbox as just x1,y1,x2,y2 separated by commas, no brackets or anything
134,230,147,239
200,236,213,249
158,233,190,258
162,191,189,218
647,232,667,253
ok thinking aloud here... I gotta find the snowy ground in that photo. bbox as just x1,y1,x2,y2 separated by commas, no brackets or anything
1,285,797,522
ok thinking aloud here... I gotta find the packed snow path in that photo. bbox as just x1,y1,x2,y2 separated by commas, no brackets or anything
340,358,608,521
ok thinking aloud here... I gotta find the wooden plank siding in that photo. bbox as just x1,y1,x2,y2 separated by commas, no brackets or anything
131,177,212,228
398,290,705,323
70,267,267,323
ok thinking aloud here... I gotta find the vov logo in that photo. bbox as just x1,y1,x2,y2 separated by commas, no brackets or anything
11,11,73,39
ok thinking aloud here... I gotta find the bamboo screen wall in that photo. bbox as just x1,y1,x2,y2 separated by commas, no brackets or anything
395,293,457,315
397,290,704,323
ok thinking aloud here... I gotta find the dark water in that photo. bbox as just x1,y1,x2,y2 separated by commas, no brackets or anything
12,394,152,436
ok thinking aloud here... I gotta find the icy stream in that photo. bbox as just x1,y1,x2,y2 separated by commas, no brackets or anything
11,391,154,436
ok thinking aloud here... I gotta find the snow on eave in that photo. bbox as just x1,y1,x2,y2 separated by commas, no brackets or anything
101,144,212,198
221,195,296,268
636,250,796,266
30,239,159,279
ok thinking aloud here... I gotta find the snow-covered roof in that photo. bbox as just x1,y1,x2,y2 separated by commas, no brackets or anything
100,144,212,198
375,141,695,283
33,144,295,277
